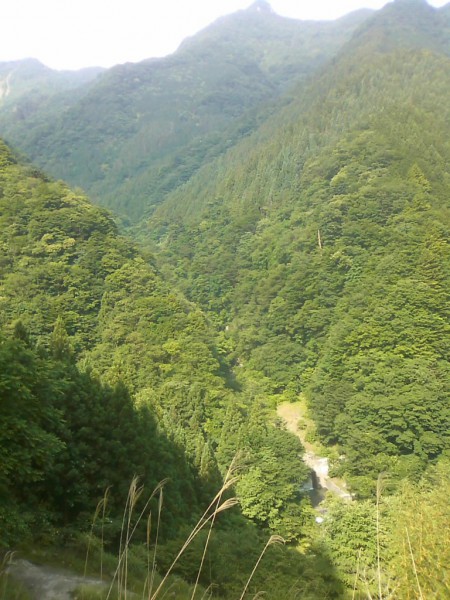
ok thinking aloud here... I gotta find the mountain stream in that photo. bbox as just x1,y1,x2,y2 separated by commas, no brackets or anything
277,402,352,504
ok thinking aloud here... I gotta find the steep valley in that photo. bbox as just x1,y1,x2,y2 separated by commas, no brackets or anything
1,1,450,598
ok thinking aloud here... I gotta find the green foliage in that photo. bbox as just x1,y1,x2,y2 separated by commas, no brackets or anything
0,334,64,516
385,459,450,598
0,8,369,222
146,3,450,495
322,498,380,592
320,460,450,598
2,1,450,594
0,139,326,596
237,414,309,538
0,327,205,545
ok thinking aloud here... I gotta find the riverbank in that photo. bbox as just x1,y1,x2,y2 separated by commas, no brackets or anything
277,400,352,502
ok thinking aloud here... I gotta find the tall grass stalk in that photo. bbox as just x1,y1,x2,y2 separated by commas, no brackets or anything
143,511,152,600
145,487,163,600
100,487,111,581
105,478,168,600
117,477,134,597
199,583,214,600
376,476,382,600
84,496,107,582
0,551,15,600
376,473,389,600
149,474,239,600
124,478,144,599
238,535,285,600
352,548,362,600
190,461,237,600
405,527,424,600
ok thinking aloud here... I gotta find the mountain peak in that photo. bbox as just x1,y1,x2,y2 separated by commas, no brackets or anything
392,0,429,4
388,0,436,13
247,0,274,13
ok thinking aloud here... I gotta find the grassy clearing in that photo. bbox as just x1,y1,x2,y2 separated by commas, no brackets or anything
276,397,330,457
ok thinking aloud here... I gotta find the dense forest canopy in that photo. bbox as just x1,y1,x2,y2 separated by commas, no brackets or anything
1,0,449,598
146,0,450,496
0,139,336,598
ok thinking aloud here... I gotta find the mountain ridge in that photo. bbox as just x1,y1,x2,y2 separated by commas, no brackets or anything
0,5,371,222
0,58,104,106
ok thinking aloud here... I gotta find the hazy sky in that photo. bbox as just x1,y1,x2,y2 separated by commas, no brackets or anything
1,0,449,70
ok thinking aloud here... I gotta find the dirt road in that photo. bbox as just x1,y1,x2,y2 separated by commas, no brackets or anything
7,558,106,600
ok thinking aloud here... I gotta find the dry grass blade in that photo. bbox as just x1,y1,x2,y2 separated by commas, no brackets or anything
105,478,169,600
158,582,177,600
216,498,239,513
0,551,15,573
0,551,16,600
251,592,268,599
84,493,108,581
190,461,240,600
200,583,215,599
151,463,239,600
142,512,152,600
406,527,424,600
101,487,111,581
148,487,164,599
376,473,387,600
116,476,136,598
238,535,285,600
352,548,362,600
124,478,145,599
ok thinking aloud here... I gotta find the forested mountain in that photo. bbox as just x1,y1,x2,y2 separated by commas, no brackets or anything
0,58,103,106
1,0,450,597
0,139,343,598
0,3,371,222
146,0,450,496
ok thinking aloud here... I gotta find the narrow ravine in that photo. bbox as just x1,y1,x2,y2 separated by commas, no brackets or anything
277,401,352,502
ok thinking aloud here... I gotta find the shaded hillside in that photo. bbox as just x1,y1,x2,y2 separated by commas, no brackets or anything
0,140,342,600
0,4,371,222
0,138,231,484
1,4,449,596
147,0,450,495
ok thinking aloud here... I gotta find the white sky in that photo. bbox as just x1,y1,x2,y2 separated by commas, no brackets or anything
1,0,448,71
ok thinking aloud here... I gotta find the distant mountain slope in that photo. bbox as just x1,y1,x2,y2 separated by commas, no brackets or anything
0,4,371,222
0,58,103,105
345,0,450,54
146,0,450,495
